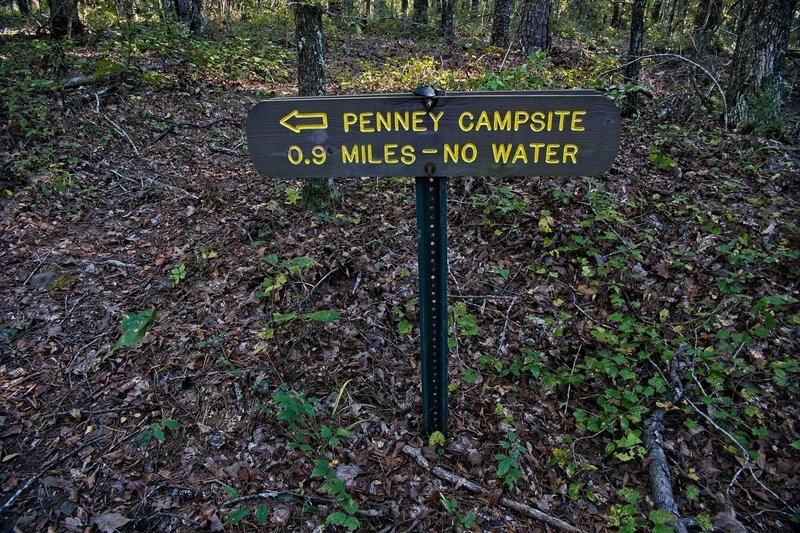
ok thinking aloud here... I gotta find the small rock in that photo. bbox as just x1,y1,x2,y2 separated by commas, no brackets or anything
29,271,59,288
207,431,225,450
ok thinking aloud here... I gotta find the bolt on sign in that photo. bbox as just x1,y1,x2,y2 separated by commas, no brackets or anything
247,91,620,178
247,90,621,437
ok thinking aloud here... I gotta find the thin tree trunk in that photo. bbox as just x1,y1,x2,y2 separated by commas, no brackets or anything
16,0,30,15
729,0,798,129
623,0,646,114
189,0,202,35
48,0,83,37
414,0,427,23
517,0,551,54
650,0,662,23
294,2,335,211
441,0,455,38
490,0,512,47
692,0,722,51
401,0,408,15
611,1,621,28
470,0,478,11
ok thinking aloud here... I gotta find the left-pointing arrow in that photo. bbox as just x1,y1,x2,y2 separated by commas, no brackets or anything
279,110,328,133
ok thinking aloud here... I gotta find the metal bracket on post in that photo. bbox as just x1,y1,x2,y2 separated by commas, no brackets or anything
416,162,449,438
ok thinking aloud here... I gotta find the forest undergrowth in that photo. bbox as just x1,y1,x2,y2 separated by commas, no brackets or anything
1,9,799,532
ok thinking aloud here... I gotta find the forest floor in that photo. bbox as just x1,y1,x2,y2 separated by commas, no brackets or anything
1,12,799,533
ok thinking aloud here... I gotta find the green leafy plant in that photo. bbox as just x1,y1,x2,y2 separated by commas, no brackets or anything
111,308,156,354
222,486,270,527
312,460,360,531
132,418,181,447
169,263,186,286
496,431,524,488
440,493,477,531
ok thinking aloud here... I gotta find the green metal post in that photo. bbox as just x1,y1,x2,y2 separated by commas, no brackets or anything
415,175,449,437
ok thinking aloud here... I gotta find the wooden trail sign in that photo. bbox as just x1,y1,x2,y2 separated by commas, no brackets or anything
246,89,621,437
247,91,620,179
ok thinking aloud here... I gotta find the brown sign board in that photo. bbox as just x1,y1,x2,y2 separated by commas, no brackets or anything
246,91,620,178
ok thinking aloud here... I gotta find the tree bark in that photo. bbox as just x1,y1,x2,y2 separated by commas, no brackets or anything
517,0,551,54
623,0,646,114
294,2,335,212
728,0,798,129
16,0,30,15
414,0,427,24
441,0,455,38
490,0,512,47
48,0,83,38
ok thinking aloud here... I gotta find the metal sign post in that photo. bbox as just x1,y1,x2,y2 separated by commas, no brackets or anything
246,89,621,438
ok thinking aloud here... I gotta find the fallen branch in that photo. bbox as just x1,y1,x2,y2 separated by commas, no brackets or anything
402,445,583,532
110,169,198,200
152,117,236,143
0,436,103,513
644,349,688,533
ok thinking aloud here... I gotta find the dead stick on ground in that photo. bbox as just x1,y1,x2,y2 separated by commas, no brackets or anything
0,437,103,513
643,349,688,533
402,445,583,533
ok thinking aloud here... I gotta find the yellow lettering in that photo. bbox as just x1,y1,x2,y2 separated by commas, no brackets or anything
412,111,427,132
546,111,553,131
342,144,359,163
376,112,391,132
401,145,416,164
462,143,477,163
475,111,491,132
529,143,545,163
384,143,398,164
555,110,570,131
458,111,474,132
514,111,529,131
444,143,459,162
530,111,545,132
343,113,357,133
492,143,513,164
493,111,511,131
545,144,560,164
359,112,375,133
571,110,586,131
563,144,578,164
511,144,528,164
430,111,444,132
395,112,409,131
367,144,381,163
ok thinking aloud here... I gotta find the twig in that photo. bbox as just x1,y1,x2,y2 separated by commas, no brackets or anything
23,250,53,286
684,397,796,512
104,115,140,155
644,349,688,533
0,437,103,513
402,445,583,532
152,117,235,143
109,169,198,200
497,297,517,355
600,53,728,128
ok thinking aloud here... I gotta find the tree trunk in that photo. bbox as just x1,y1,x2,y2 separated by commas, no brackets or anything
294,2,335,211
441,0,455,38
48,0,83,38
470,0,478,11
623,0,646,114
414,0,427,24
650,0,662,22
692,0,722,51
16,0,30,15
188,0,202,35
517,0,551,54
401,0,408,16
611,1,621,29
490,0,512,47
174,0,189,21
728,0,798,130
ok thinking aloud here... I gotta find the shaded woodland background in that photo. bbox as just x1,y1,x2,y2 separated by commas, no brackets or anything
1,0,799,531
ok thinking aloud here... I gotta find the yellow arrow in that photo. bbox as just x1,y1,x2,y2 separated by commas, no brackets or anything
279,110,328,133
